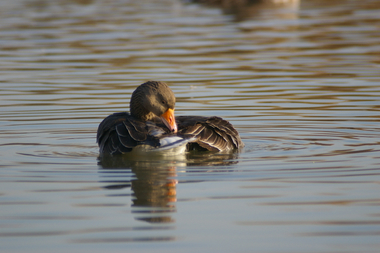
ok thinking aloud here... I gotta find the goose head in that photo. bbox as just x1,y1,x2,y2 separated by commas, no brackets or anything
130,81,177,132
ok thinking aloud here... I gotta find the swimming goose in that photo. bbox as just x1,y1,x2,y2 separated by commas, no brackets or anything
97,81,244,155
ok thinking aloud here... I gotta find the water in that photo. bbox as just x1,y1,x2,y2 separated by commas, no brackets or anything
1,0,380,252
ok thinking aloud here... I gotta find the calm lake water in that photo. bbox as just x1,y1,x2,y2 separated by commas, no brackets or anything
1,0,380,252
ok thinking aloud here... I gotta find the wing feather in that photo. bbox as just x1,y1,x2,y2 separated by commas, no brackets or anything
97,112,148,155
123,118,147,141
176,116,244,152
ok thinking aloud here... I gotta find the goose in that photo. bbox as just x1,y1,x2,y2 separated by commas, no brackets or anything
97,81,244,155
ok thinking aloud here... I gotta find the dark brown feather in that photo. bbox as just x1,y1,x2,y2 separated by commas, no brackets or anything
122,118,147,141
176,116,244,152
97,112,149,155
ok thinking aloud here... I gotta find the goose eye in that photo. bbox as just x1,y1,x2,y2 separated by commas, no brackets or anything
162,100,166,105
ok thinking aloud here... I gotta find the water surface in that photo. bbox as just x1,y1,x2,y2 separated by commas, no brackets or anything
1,0,380,252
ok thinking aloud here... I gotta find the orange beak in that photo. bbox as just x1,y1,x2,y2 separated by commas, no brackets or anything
160,108,178,133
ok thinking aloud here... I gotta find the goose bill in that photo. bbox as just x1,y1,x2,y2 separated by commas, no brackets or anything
160,108,178,133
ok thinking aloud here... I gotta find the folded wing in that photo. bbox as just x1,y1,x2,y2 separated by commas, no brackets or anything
97,112,151,155
176,116,244,152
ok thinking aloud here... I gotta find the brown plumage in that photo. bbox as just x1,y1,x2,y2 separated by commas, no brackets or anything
97,81,244,155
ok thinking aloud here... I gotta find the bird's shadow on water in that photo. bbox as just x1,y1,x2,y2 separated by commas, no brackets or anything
97,151,241,224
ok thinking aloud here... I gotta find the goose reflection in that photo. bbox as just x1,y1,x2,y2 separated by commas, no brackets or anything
98,151,240,224
99,155,179,223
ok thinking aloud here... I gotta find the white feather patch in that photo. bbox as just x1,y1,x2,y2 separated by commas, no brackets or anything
131,136,196,156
